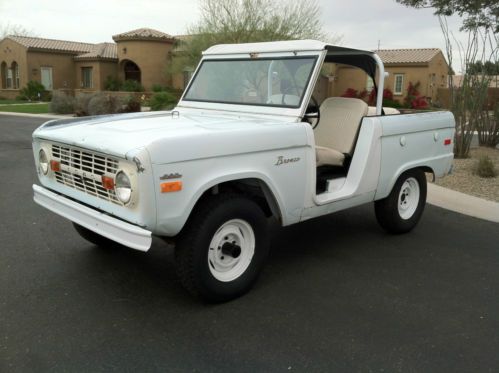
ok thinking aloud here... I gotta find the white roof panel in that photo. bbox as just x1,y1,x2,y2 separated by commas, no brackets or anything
203,39,328,55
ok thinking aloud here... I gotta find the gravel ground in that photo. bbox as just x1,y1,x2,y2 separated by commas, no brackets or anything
433,146,499,202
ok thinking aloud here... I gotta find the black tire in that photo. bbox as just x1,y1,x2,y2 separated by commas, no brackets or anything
73,222,116,247
374,169,427,234
175,194,269,302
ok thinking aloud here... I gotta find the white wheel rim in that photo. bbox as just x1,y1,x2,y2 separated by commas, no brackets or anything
398,177,420,220
208,219,255,282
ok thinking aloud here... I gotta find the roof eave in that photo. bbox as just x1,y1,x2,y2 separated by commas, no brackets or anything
112,36,175,43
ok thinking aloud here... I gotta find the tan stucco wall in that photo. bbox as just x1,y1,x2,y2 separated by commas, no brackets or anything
74,60,118,91
27,51,76,89
116,40,173,90
328,64,367,98
0,38,28,89
328,53,449,105
427,52,449,104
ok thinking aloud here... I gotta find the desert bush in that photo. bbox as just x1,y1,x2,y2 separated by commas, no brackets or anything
121,95,142,113
87,93,123,116
474,155,497,178
104,76,122,91
19,80,46,101
149,91,177,111
49,91,75,114
122,79,144,92
74,93,95,116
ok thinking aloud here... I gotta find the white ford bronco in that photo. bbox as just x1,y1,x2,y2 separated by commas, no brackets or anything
32,40,454,301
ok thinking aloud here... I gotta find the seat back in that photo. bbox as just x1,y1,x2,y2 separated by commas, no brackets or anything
315,97,368,155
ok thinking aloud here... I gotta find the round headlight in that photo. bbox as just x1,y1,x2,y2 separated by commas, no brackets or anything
115,171,132,204
39,149,49,175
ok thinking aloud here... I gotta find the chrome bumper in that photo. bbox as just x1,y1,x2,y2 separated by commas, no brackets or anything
33,184,152,251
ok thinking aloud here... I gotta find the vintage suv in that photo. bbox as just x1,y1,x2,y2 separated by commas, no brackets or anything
32,40,454,301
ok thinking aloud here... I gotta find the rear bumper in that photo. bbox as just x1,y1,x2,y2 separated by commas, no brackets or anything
33,184,152,251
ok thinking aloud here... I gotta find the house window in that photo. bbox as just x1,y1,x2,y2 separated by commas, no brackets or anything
15,65,20,89
394,74,404,95
81,67,93,88
6,68,13,89
366,76,374,93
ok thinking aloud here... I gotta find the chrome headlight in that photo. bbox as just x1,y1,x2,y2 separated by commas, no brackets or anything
115,171,132,204
39,149,49,175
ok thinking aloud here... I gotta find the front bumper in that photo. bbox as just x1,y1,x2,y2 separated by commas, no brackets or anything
33,184,152,251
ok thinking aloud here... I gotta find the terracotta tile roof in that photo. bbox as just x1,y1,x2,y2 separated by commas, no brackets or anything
112,28,175,42
375,48,442,64
7,35,96,54
74,43,118,60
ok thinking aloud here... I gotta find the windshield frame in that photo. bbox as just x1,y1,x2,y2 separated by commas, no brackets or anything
181,55,319,110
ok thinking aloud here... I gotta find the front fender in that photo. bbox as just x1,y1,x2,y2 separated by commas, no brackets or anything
151,148,308,236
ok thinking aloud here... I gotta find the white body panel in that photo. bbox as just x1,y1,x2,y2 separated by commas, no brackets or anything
33,185,151,251
31,40,455,250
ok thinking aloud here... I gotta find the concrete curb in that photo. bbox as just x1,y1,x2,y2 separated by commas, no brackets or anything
0,112,74,119
427,183,499,223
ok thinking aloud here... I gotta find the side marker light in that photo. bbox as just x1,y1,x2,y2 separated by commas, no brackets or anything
161,181,183,193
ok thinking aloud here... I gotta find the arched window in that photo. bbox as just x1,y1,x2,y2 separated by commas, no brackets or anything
11,61,19,89
0,62,6,89
123,60,141,82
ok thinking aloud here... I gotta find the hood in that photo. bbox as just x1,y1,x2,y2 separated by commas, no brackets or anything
33,110,308,163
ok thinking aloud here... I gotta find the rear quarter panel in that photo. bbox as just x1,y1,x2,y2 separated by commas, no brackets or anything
375,111,455,200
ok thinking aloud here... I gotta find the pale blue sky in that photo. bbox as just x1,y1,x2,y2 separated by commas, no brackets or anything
0,0,471,71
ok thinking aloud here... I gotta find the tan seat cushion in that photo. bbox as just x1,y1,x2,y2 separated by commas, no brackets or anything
315,146,345,167
315,97,368,155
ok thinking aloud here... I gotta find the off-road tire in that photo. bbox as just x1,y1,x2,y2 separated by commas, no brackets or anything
175,194,269,302
375,169,427,234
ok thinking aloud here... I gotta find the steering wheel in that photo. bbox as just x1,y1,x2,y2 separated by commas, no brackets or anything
304,95,321,129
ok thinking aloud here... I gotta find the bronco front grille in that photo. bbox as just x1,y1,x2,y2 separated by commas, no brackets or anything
51,144,121,205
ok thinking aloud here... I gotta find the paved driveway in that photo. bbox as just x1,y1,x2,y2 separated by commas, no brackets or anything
1,114,498,372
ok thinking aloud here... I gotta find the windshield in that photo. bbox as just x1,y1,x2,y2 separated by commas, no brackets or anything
183,56,317,108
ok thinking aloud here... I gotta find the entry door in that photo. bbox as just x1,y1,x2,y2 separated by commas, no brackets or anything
40,67,53,90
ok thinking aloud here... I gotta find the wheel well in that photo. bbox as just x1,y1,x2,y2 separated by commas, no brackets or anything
194,179,282,222
417,166,435,182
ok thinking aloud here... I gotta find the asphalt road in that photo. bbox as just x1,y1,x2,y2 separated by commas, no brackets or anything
1,114,498,372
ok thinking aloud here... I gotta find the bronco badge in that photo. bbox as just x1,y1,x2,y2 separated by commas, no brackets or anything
160,172,182,180
274,156,300,166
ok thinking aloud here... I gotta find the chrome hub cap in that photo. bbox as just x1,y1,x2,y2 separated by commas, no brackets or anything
208,219,255,282
398,177,420,220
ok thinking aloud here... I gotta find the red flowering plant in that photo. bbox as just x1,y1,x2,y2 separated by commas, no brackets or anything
368,88,394,105
341,88,367,99
404,82,428,109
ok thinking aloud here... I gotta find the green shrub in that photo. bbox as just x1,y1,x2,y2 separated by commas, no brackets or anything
122,79,144,92
474,155,497,178
49,91,75,114
149,91,177,111
151,84,166,92
87,93,123,116
383,99,402,108
19,81,46,101
104,75,122,91
121,95,142,113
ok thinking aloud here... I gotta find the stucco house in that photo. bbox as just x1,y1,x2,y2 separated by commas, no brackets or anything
1,30,450,106
0,28,176,99
328,48,449,105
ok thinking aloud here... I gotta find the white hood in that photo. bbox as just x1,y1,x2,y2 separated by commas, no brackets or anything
33,110,308,164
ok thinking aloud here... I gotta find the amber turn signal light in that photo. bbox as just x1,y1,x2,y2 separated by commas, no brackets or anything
101,175,115,190
161,181,182,193
50,160,60,172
